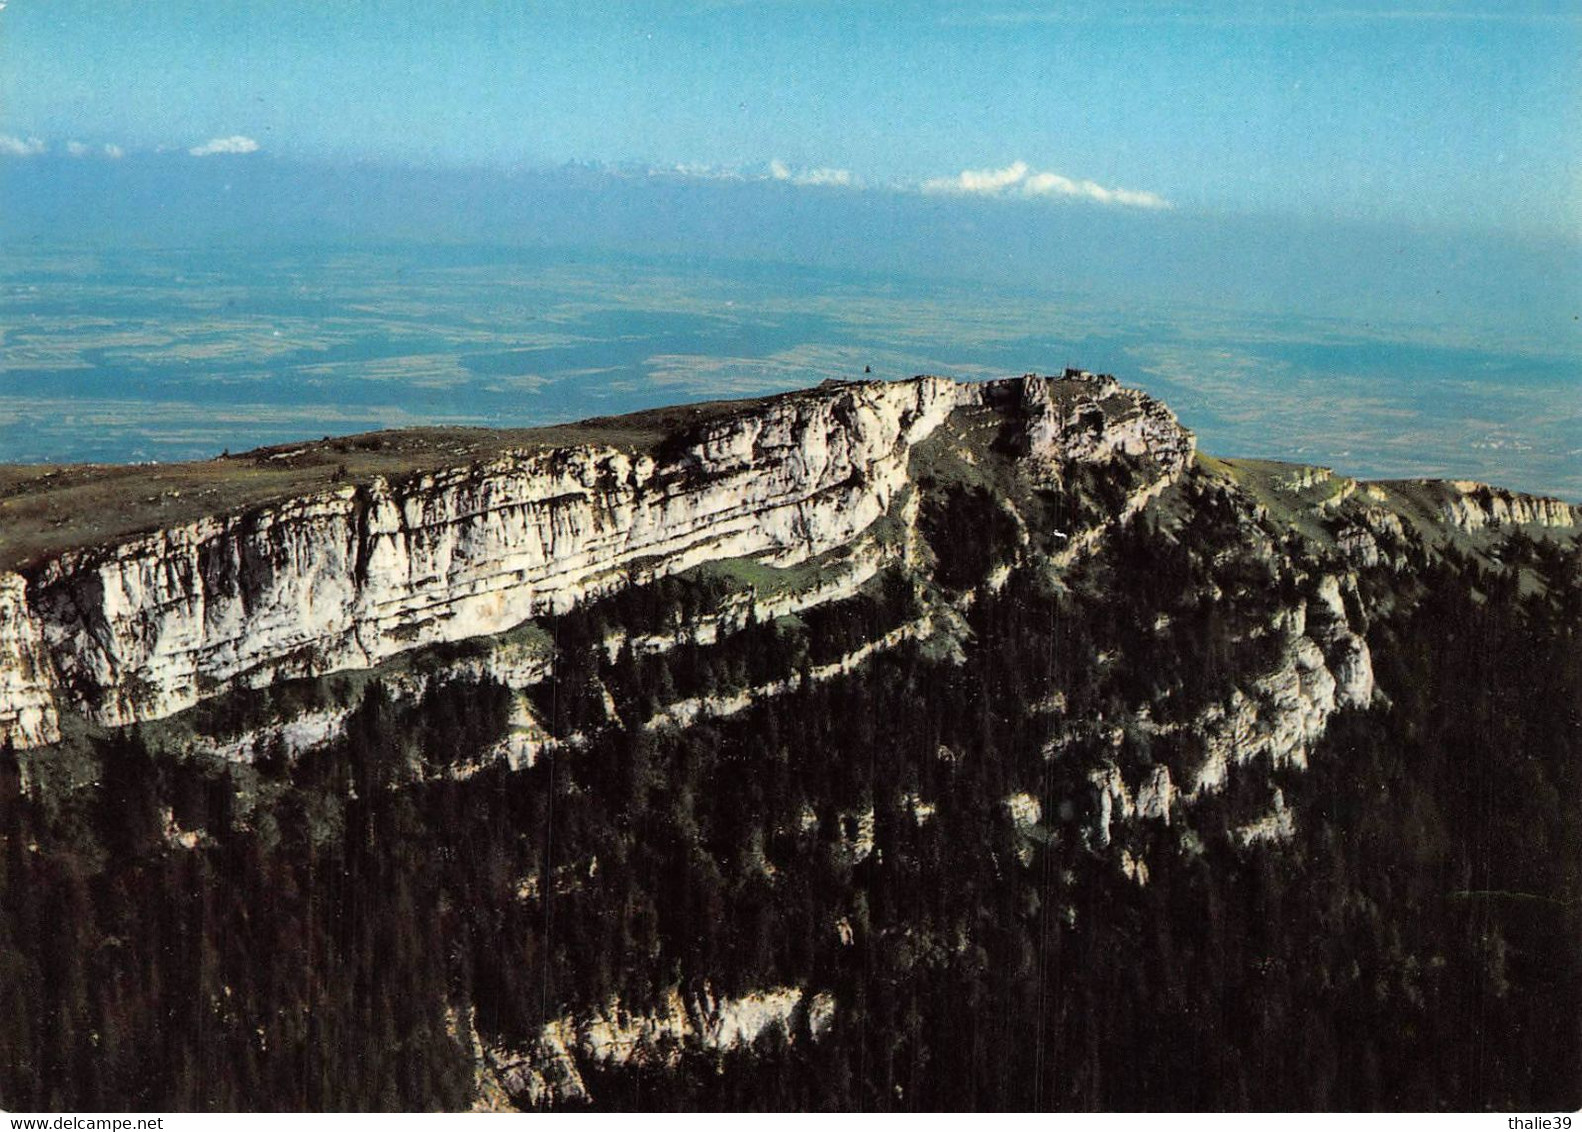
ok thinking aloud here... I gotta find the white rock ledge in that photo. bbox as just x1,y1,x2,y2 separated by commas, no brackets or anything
0,374,1192,750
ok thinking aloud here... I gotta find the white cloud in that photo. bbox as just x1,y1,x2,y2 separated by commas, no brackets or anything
657,159,856,188
65,139,127,160
189,135,260,157
0,135,46,157
923,160,1030,195
654,155,1157,207
666,162,745,181
770,158,855,188
1022,170,1170,209
923,160,1169,209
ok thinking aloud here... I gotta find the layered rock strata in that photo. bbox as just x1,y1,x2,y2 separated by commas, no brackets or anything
0,373,1190,749
1438,480,1579,532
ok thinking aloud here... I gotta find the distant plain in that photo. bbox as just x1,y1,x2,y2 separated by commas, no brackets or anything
3,244,1577,500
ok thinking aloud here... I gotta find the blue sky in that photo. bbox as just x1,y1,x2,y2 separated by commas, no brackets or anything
3,0,1577,236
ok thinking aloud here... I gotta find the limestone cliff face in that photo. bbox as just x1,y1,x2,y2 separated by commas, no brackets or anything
1088,572,1376,860
1438,480,1580,533
0,373,1194,750
4,377,963,745
1184,576,1374,800
982,370,1196,480
0,576,57,748
478,985,835,1109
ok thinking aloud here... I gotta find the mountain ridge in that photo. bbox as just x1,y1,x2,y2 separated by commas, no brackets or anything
1,369,1577,1110
1,372,1574,756
0,372,1175,749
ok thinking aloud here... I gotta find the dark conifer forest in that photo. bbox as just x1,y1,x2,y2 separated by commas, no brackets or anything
1,457,1577,1112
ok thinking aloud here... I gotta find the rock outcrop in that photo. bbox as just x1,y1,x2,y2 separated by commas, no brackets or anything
0,575,57,749
478,985,834,1109
1438,480,1580,533
5,368,1567,762
982,369,1195,482
0,373,1191,750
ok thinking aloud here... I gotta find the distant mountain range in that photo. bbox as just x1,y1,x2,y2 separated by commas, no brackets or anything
6,153,1578,338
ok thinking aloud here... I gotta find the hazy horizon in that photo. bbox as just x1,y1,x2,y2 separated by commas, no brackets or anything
2,1,1577,497
3,236,1578,501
